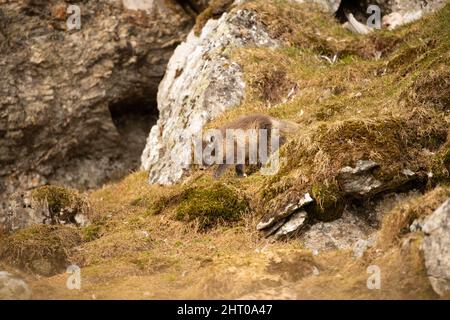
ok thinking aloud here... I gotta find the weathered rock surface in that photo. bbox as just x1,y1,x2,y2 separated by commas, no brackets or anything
273,211,308,240
0,271,31,300
1,187,89,234
337,160,383,197
299,210,376,253
257,193,313,231
422,198,450,296
0,0,195,218
141,8,279,184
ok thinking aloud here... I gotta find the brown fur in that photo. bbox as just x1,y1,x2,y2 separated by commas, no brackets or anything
202,114,300,178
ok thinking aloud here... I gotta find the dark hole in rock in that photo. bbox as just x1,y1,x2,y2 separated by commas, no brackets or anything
335,0,389,23
108,95,159,171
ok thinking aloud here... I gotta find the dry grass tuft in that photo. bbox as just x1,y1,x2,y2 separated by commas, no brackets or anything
0,225,81,276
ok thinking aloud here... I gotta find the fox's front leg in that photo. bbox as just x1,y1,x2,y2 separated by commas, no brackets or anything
235,164,247,177
213,164,232,179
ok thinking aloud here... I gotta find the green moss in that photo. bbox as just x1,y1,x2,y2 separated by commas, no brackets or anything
176,183,248,230
426,148,450,187
310,182,344,222
31,185,87,215
81,223,102,242
443,149,450,166
0,225,81,276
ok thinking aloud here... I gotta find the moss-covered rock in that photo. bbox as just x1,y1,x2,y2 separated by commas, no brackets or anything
0,225,82,276
32,185,83,213
31,185,90,225
310,182,344,222
176,183,248,230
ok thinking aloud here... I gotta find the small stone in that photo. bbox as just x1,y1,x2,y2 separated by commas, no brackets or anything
352,236,376,258
402,169,415,177
312,266,320,276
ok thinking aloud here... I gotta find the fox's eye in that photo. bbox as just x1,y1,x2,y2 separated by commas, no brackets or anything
210,136,215,143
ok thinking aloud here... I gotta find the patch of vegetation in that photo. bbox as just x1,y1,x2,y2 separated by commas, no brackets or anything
266,252,319,282
404,65,450,112
31,185,89,221
310,182,344,221
80,223,103,242
378,186,450,247
443,149,450,167
0,225,81,276
242,0,403,59
176,183,248,230
194,0,235,36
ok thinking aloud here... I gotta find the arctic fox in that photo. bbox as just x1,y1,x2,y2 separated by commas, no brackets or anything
200,114,300,178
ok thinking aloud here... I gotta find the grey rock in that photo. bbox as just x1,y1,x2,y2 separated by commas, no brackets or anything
352,235,376,258
299,210,376,252
262,218,287,238
387,0,446,13
141,9,279,185
273,211,308,240
338,160,383,197
257,193,313,231
2,191,46,233
344,12,373,35
0,271,31,300
422,198,450,296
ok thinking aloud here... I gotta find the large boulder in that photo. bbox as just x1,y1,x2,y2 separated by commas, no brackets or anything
141,8,279,184
0,0,195,217
422,198,450,296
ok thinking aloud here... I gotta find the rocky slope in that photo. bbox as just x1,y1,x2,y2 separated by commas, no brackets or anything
0,0,449,300
0,0,197,217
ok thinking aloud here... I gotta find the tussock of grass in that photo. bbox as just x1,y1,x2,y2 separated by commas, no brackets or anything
241,1,403,59
377,186,450,248
31,185,90,220
310,182,344,221
176,183,248,230
0,225,81,276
